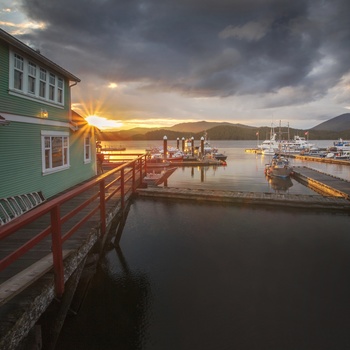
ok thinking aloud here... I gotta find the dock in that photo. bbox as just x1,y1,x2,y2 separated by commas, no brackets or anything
292,166,350,199
137,165,350,211
136,187,350,211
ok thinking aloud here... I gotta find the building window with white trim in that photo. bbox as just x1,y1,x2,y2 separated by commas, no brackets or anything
84,135,91,163
39,68,46,98
28,62,36,94
14,54,24,90
49,73,55,101
57,78,63,103
42,131,69,174
9,50,65,106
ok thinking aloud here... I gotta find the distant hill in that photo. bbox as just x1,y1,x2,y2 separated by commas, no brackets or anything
96,114,350,141
311,113,350,132
166,121,253,133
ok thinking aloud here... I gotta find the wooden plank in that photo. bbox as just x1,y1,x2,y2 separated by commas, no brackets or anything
0,250,73,306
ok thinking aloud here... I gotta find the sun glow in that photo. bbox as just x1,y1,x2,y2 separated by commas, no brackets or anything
85,115,123,130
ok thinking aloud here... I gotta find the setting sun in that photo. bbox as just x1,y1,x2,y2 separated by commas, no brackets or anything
85,115,123,130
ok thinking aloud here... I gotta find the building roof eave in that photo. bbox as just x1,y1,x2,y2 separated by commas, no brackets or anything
0,28,81,83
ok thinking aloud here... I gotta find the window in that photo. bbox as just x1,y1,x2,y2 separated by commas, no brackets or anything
84,135,91,163
49,73,55,101
42,131,69,174
10,51,65,106
14,54,23,90
28,62,36,94
57,78,63,103
39,68,46,98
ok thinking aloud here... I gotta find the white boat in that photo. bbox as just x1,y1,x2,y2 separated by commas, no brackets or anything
258,126,279,154
333,139,350,151
282,135,315,153
334,151,350,160
146,154,171,167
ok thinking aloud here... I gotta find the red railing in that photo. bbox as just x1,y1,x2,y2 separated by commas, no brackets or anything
0,154,147,297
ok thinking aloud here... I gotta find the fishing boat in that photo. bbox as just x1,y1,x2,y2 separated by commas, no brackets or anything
265,156,293,178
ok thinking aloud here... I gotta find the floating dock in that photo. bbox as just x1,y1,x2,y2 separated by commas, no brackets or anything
137,187,350,211
292,166,350,199
137,165,350,211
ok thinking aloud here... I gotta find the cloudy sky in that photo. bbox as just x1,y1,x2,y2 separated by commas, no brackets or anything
1,0,350,130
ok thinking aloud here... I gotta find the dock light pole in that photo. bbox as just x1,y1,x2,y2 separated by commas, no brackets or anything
177,137,180,149
191,136,194,156
163,135,167,159
200,136,204,158
182,137,185,152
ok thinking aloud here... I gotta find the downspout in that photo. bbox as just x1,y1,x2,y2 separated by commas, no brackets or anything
68,80,78,123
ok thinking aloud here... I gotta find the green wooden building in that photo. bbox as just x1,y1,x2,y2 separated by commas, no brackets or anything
0,28,98,203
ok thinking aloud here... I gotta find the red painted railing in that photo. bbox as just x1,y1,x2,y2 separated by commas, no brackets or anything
0,154,147,297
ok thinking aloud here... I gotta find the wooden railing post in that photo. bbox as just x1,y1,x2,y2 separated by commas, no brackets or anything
51,205,64,297
121,169,125,209
100,180,106,236
139,157,144,186
132,161,136,193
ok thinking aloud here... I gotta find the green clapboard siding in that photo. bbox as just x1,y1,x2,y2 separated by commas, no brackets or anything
0,121,97,199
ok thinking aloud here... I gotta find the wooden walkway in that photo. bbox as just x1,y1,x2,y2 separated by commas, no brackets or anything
136,186,350,211
0,168,139,350
292,166,350,199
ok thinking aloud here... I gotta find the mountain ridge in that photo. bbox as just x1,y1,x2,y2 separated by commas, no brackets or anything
96,113,350,140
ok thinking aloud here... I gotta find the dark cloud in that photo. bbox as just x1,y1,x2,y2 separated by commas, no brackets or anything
17,0,350,108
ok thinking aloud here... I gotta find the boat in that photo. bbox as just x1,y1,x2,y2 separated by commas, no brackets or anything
265,155,293,178
283,135,315,153
202,132,218,154
213,153,227,161
168,151,184,162
258,128,279,155
146,154,171,167
334,151,350,160
143,167,177,186
333,139,350,151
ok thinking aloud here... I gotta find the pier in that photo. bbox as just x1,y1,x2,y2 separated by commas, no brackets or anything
292,166,350,199
0,155,147,350
136,186,350,211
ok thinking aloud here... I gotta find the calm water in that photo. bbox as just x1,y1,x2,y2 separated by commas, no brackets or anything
57,140,350,350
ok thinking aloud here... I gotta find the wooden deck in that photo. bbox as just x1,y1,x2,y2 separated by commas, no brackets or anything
0,165,141,350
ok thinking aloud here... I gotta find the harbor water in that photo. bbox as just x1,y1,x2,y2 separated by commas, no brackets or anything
57,140,350,350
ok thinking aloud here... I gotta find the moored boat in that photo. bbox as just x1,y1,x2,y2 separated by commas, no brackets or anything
213,153,227,161
143,167,177,186
265,156,293,178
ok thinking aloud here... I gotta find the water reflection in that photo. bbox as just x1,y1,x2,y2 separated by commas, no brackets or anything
57,243,151,350
267,176,293,193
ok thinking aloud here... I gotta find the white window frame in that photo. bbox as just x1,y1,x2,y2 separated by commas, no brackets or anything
84,134,91,163
28,61,36,95
9,50,65,107
41,131,70,174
